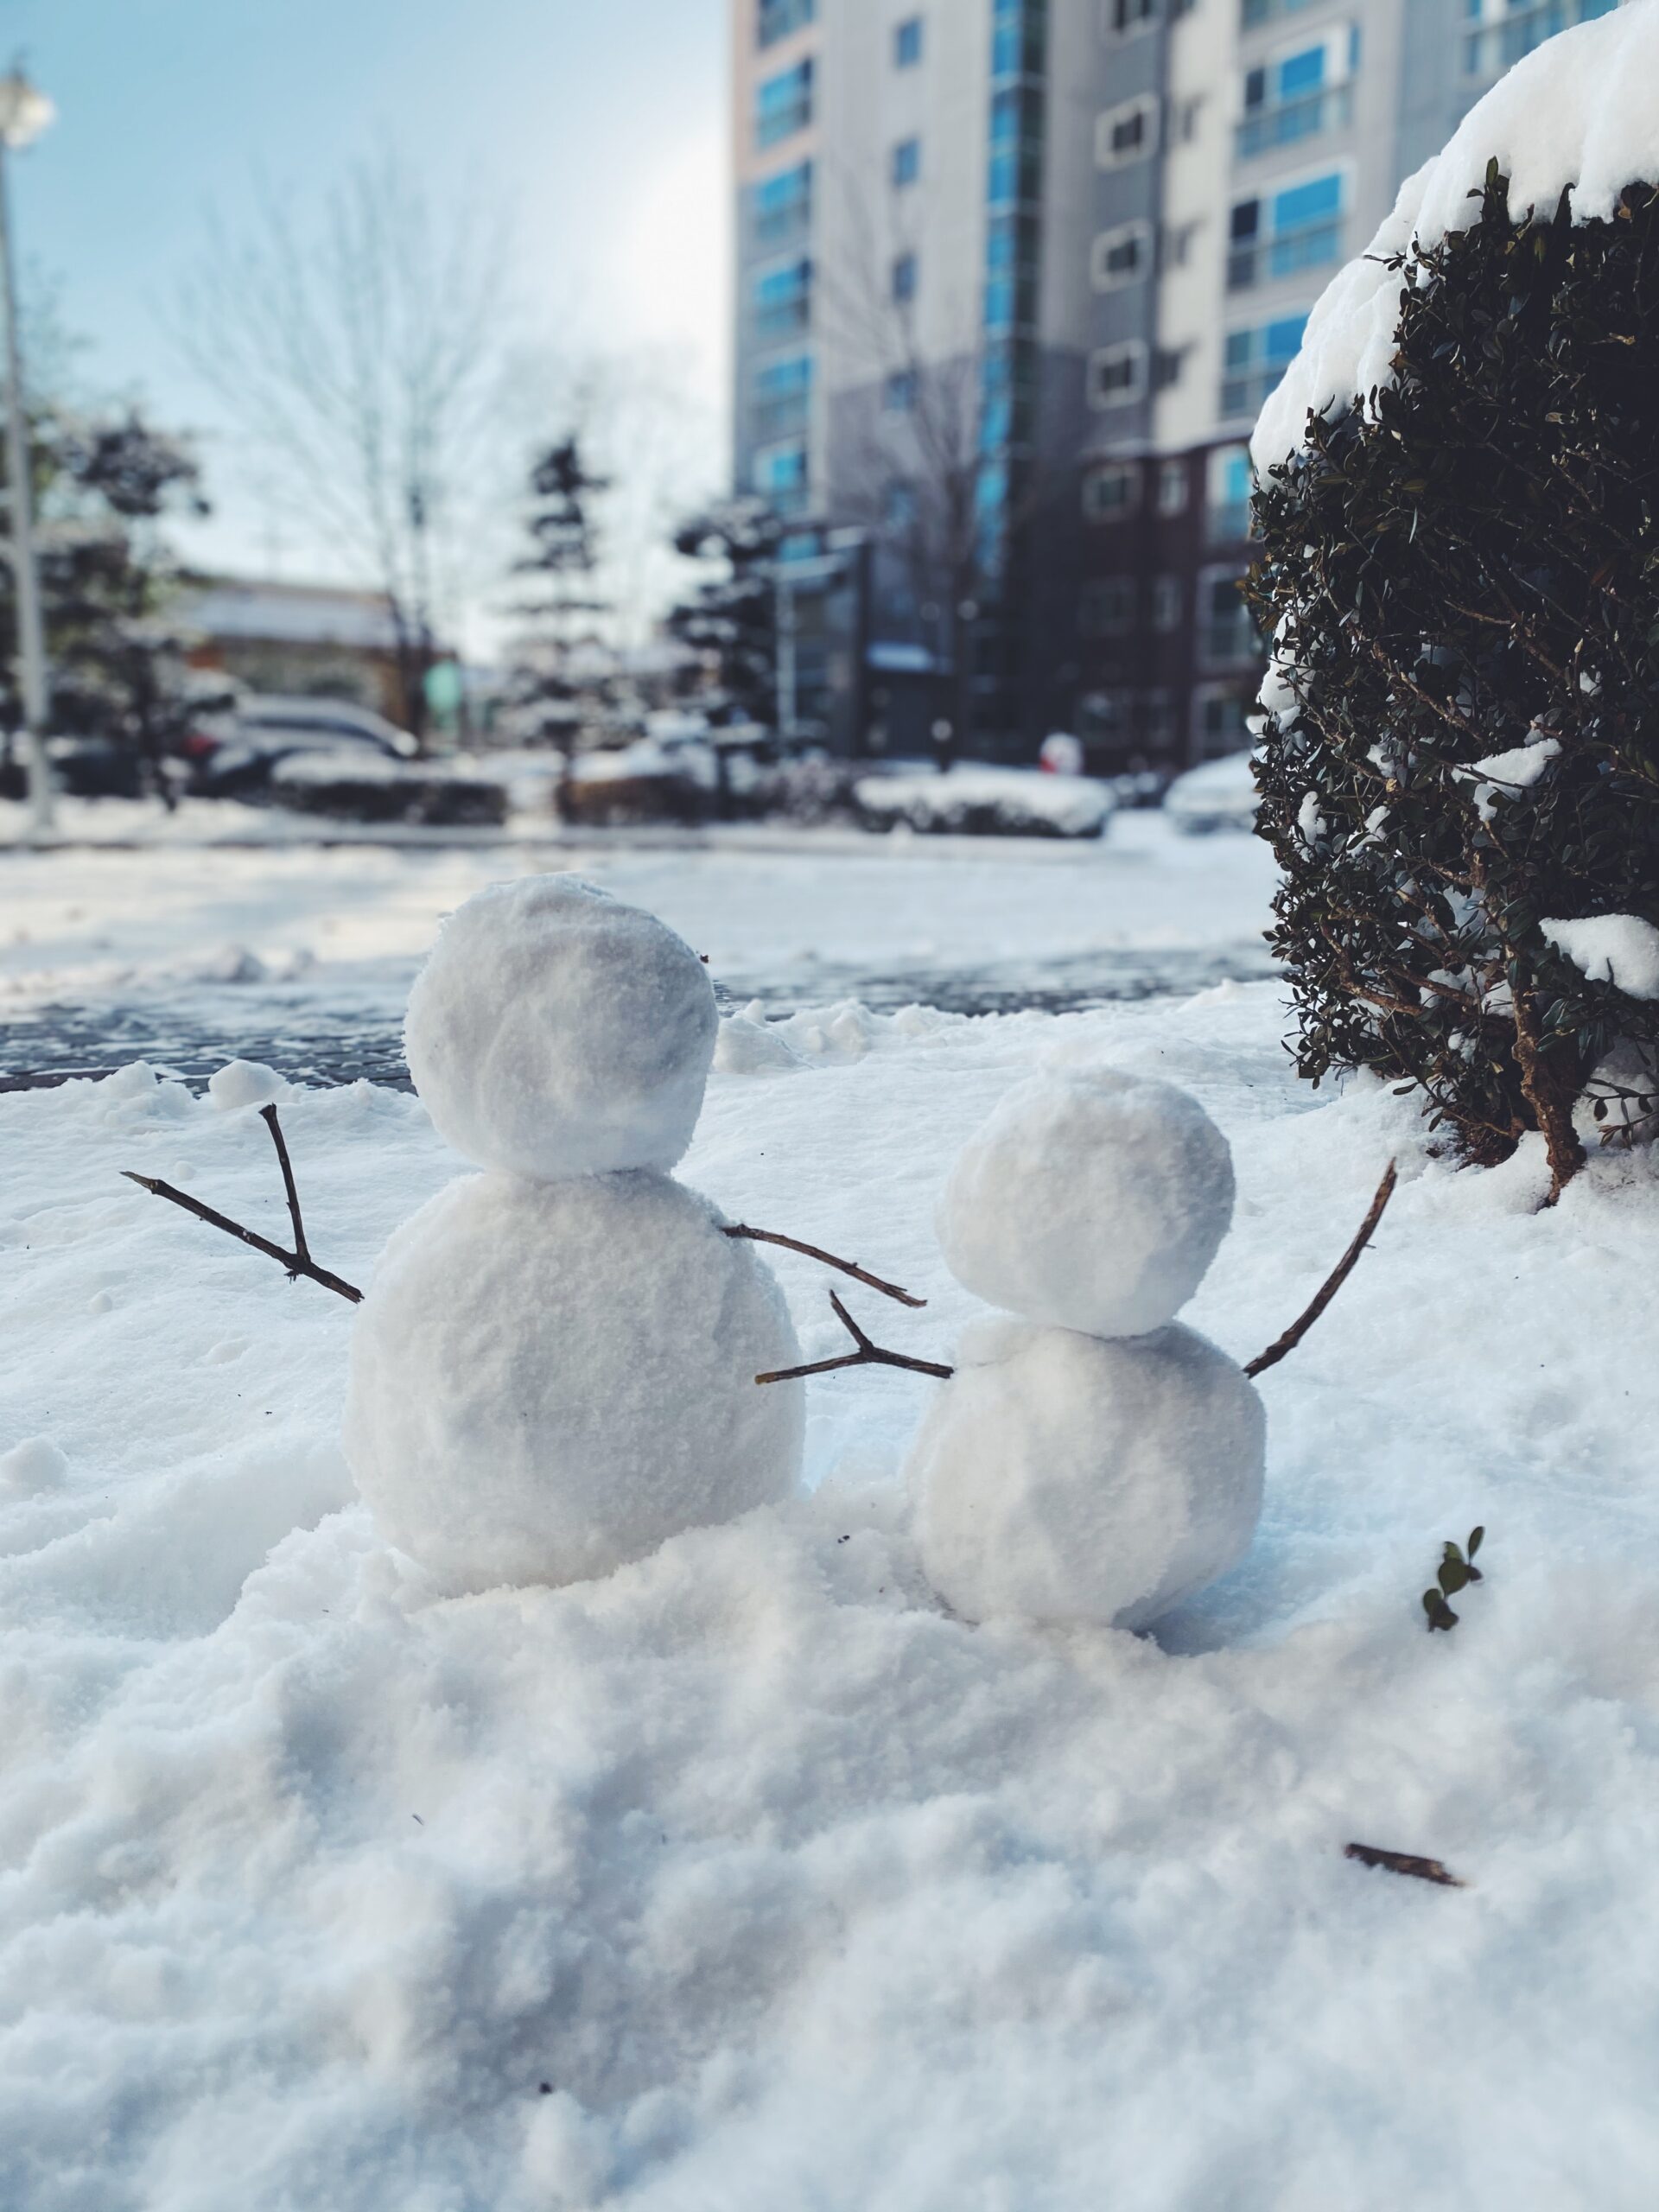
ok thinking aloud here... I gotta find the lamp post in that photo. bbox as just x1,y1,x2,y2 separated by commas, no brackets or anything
0,68,54,835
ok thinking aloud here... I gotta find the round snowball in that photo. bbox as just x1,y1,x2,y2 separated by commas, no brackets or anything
937,1068,1235,1338
404,877,719,1180
344,1170,805,1595
908,1319,1264,1632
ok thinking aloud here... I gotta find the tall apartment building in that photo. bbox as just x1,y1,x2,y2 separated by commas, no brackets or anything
729,0,1620,768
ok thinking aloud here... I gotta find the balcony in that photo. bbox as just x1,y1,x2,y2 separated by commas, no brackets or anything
1241,0,1319,22
1227,217,1343,289
1464,0,1615,77
1206,499,1254,546
1236,81,1352,159
1199,606,1261,669
1220,364,1289,419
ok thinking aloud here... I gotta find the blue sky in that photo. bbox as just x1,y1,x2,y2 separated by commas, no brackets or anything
2,0,730,590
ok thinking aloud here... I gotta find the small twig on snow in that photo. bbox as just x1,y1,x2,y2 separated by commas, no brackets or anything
756,1288,955,1386
122,1106,363,1306
1245,1160,1399,1379
722,1224,926,1307
1344,1841,1465,1889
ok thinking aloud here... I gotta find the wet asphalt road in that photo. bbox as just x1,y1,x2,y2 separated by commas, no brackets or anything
0,942,1277,1095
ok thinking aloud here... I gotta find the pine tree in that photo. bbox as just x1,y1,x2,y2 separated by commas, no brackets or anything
504,435,613,762
1,405,218,802
666,498,785,734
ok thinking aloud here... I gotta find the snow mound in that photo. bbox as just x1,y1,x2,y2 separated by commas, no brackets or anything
343,1169,804,1594
1253,3,1659,469
1543,913,1659,1001
908,1318,1265,1630
207,1058,288,1113
937,1068,1236,1338
404,877,719,1180
855,766,1114,840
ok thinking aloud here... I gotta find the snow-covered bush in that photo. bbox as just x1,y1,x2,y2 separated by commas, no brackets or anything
1249,10,1659,1195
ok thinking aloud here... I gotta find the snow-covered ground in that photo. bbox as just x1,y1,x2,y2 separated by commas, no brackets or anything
0,811,1278,1087
3,827,1657,2208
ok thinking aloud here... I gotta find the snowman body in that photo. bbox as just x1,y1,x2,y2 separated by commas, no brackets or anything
344,877,804,1596
907,1067,1264,1630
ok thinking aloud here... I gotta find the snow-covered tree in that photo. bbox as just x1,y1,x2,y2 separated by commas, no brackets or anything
665,499,785,734
1250,37,1659,1201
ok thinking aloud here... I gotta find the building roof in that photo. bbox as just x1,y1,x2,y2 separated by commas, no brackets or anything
181,575,403,653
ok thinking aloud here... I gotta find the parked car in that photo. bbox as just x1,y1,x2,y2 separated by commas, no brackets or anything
1164,750,1261,835
182,696,419,795
269,748,508,829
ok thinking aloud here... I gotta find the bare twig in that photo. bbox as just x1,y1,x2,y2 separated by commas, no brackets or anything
1245,1160,1399,1379
756,1288,955,1387
121,1168,364,1305
261,1104,310,1265
722,1224,925,1307
1344,1841,1465,1889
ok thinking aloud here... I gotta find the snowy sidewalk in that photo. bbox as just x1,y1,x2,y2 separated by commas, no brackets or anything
3,970,1658,2209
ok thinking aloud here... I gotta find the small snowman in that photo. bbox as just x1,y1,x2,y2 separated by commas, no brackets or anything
906,1066,1265,1632
343,876,806,1596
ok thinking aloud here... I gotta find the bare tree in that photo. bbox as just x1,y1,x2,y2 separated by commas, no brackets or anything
818,173,1042,765
174,158,512,745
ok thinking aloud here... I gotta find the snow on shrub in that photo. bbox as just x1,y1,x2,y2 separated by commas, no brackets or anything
1248,8,1659,1197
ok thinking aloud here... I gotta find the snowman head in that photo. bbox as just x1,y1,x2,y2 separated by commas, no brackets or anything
935,1066,1236,1338
404,876,718,1181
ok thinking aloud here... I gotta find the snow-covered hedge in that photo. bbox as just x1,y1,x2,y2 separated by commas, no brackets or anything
854,765,1114,841
1249,8,1659,1196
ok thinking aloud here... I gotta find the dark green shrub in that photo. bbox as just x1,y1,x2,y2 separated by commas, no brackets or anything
1249,169,1659,1197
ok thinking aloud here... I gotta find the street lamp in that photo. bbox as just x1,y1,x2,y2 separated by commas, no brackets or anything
0,68,54,834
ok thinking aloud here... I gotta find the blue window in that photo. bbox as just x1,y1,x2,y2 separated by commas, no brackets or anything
754,257,813,340
884,480,919,529
884,370,918,412
757,59,814,147
1273,171,1342,232
894,16,924,66
758,0,816,48
892,251,918,303
1229,170,1344,285
753,353,813,438
892,136,921,188
1221,315,1308,415
754,161,813,244
1277,43,1326,96
758,440,810,515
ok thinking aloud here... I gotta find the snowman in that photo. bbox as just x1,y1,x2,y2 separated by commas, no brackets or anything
342,875,807,1597
906,1066,1265,1631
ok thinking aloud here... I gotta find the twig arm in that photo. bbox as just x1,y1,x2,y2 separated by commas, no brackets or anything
1245,1161,1398,1380
121,1172,363,1305
723,1224,926,1307
1344,1840,1465,1889
756,1287,955,1386
261,1104,311,1265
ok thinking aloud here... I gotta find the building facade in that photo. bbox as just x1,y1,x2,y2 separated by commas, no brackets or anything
729,0,1620,769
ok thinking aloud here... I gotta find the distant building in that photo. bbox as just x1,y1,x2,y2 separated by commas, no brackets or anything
179,575,418,727
729,0,1621,771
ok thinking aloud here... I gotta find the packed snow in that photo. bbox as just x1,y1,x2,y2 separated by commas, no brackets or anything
936,1067,1236,1338
403,878,720,1179
1542,912,1659,1001
206,1058,287,1113
909,1316,1265,1632
854,765,1114,839
346,1169,804,1595
1253,3,1659,467
4,842,1659,2205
